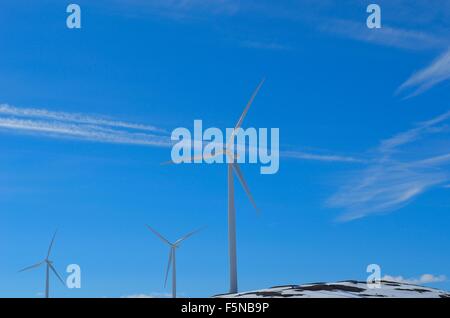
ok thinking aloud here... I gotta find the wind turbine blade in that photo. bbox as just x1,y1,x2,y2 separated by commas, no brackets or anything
174,227,205,246
164,248,173,288
18,261,44,273
46,230,58,259
146,225,172,246
161,160,177,166
228,79,265,145
161,150,225,165
232,163,259,213
49,263,65,286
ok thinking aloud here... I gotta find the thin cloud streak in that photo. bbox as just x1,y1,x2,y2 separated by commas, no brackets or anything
328,111,450,221
379,110,450,153
0,104,362,165
111,0,240,19
0,117,171,147
240,40,291,51
282,151,365,163
0,104,164,133
397,48,450,98
383,274,447,285
320,19,447,51
319,17,450,100
329,162,447,221
0,104,171,148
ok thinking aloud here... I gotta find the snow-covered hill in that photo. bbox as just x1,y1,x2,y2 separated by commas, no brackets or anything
215,280,450,298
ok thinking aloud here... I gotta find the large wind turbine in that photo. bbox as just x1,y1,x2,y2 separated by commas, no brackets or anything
167,80,264,293
222,80,263,294
146,225,201,298
19,230,65,298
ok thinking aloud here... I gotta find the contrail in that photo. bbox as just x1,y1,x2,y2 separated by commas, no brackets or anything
0,117,171,147
0,104,165,133
0,103,367,164
282,150,366,163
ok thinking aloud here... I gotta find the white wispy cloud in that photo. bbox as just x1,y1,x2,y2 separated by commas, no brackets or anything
113,0,240,19
0,104,171,148
383,274,447,285
328,111,450,221
379,110,450,153
329,163,447,221
320,19,447,51
397,48,450,98
0,104,164,132
239,40,291,51
317,14,450,99
282,151,365,163
1,104,362,166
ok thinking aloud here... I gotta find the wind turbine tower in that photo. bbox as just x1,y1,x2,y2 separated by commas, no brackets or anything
19,230,65,298
146,225,201,298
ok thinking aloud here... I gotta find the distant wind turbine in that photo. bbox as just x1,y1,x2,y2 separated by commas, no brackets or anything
19,230,65,298
146,225,202,298
166,79,264,294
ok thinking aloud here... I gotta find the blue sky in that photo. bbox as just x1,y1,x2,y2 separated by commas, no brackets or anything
1,0,450,297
